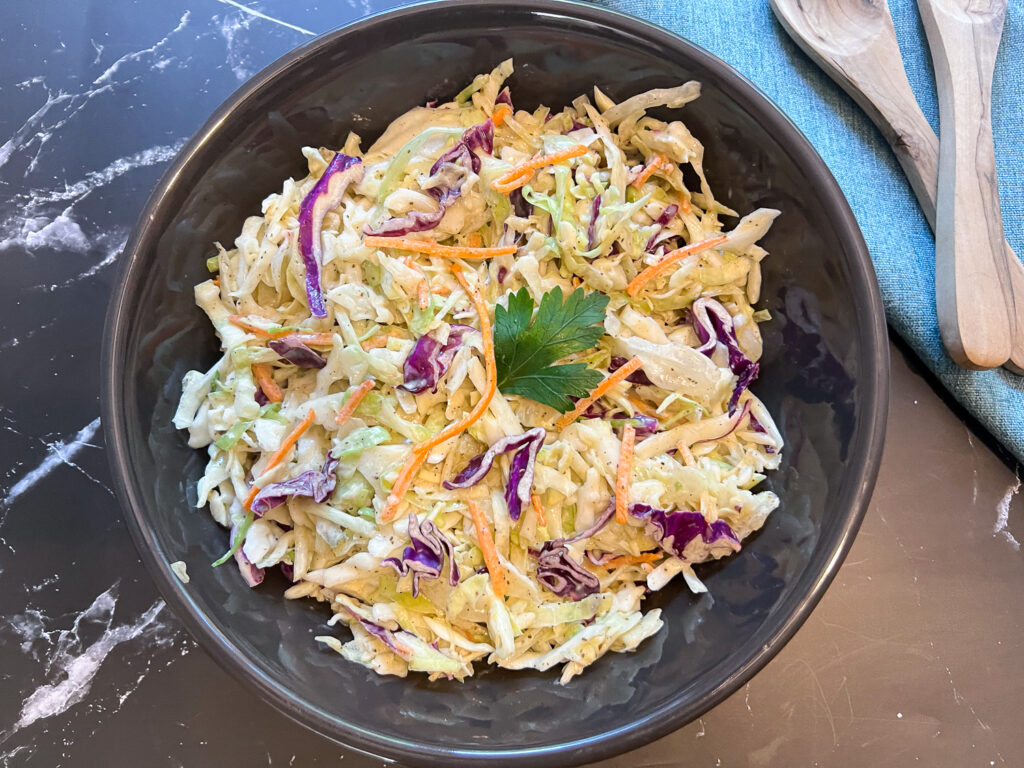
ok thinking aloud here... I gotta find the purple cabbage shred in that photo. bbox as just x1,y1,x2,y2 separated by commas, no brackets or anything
250,454,339,516
690,297,760,413
443,428,545,521
268,336,326,369
382,513,460,597
629,503,741,559
401,324,475,394
533,501,616,600
297,153,363,317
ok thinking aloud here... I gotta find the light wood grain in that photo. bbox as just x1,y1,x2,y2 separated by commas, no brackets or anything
771,0,1024,373
918,0,1011,368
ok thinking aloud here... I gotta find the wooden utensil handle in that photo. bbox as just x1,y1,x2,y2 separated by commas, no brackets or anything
918,0,1012,369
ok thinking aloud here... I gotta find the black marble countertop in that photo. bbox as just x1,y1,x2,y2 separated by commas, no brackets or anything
2,1,1022,766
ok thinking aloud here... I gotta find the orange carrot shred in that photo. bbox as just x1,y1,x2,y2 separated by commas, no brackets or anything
491,144,588,194
491,103,512,126
602,552,661,569
630,154,666,189
243,409,317,510
378,448,428,523
530,494,547,527
615,424,636,524
335,379,375,425
625,235,728,297
466,232,483,248
468,500,506,599
678,191,692,215
252,363,282,403
364,235,515,259
554,357,644,431
676,440,696,467
626,395,659,419
412,265,496,453
292,332,335,347
379,263,497,523
228,315,291,339
361,328,404,350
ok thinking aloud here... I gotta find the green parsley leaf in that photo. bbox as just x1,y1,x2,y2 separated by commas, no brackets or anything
494,286,609,412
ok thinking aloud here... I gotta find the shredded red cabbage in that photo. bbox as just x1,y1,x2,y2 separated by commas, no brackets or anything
364,120,493,237
645,203,679,251
690,297,760,413
533,501,616,600
254,386,270,406
342,606,408,656
382,512,460,597
268,336,326,369
297,153,363,317
509,187,531,218
232,523,264,587
586,194,602,251
401,324,475,394
535,540,600,600
629,503,741,559
495,87,513,108
443,427,545,520
250,454,339,515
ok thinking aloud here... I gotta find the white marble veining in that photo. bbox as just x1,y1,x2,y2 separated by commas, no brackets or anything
0,582,187,763
0,418,101,516
214,0,315,36
91,12,191,86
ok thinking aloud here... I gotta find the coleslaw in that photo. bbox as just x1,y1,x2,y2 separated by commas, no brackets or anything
174,60,783,683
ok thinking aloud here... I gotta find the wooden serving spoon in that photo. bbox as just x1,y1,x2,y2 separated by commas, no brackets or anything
770,0,1024,373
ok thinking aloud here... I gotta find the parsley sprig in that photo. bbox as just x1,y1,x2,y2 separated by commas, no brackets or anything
494,286,610,412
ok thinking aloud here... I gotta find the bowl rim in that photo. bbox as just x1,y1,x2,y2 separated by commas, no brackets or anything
101,0,890,764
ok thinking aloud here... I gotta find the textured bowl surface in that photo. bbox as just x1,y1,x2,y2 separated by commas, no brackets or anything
102,1,888,765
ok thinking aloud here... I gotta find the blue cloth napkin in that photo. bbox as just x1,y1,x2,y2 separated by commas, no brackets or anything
594,0,1024,464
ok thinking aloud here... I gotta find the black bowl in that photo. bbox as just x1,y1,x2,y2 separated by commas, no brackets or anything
101,1,888,765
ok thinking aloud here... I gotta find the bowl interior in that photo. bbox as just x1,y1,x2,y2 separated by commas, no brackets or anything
105,2,886,765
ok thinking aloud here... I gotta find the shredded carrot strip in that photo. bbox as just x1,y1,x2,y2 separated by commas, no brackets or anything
491,103,512,126
625,235,728,297
252,363,282,403
530,494,547,527
676,440,696,467
413,265,496,453
292,332,335,347
228,315,291,339
615,424,636,524
554,357,644,430
364,235,516,259
491,145,588,194
432,284,452,296
468,500,506,599
361,329,404,350
212,276,220,287
626,395,659,419
466,232,483,248
379,263,497,522
678,191,692,215
378,450,428,523
631,154,666,189
603,552,661,569
335,379,375,425
243,409,317,510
